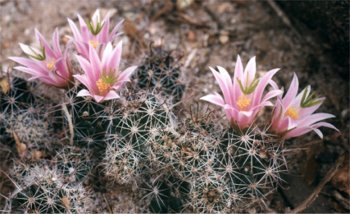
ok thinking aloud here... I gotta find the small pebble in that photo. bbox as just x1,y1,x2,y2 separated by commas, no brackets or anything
219,31,229,44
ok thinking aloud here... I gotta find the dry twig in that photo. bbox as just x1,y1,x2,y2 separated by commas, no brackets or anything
288,153,346,213
12,132,27,159
266,0,301,39
61,103,74,145
103,194,114,214
332,190,350,210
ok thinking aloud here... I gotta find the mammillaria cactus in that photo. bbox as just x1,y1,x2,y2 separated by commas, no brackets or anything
1,6,340,214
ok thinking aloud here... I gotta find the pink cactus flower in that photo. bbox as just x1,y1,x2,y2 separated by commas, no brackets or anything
200,56,282,130
73,41,137,103
271,73,338,139
68,9,123,58
9,29,72,88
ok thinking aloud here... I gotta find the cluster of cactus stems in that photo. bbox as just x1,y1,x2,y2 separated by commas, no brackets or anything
6,163,92,213
1,9,337,213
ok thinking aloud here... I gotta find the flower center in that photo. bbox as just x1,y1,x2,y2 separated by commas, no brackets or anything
236,95,251,110
89,40,99,49
285,107,299,120
96,78,112,95
46,60,55,71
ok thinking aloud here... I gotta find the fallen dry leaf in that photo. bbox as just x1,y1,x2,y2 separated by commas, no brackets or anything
13,132,27,159
0,75,10,94
31,150,44,161
61,196,71,209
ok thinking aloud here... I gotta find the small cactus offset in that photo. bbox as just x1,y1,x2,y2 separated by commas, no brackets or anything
1,8,339,214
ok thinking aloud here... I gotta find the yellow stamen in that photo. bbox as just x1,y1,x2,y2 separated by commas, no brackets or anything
96,78,111,95
46,61,55,71
285,107,299,120
89,40,99,49
236,95,251,110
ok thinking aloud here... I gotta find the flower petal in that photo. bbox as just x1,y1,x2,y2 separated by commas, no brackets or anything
234,55,244,81
35,29,56,59
298,113,335,127
284,127,313,139
9,56,47,72
78,14,90,42
253,68,279,106
98,15,110,42
107,41,122,71
104,90,120,101
19,43,41,56
244,56,256,85
14,66,45,77
312,122,339,132
118,65,137,83
200,93,225,107
55,58,70,80
89,45,101,80
217,65,234,104
77,89,92,97
68,18,82,41
110,19,124,40
285,117,337,139
52,28,62,55
260,89,283,106
93,94,105,103
233,55,244,100
299,98,325,117
102,42,113,67
209,66,233,106
282,73,299,107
